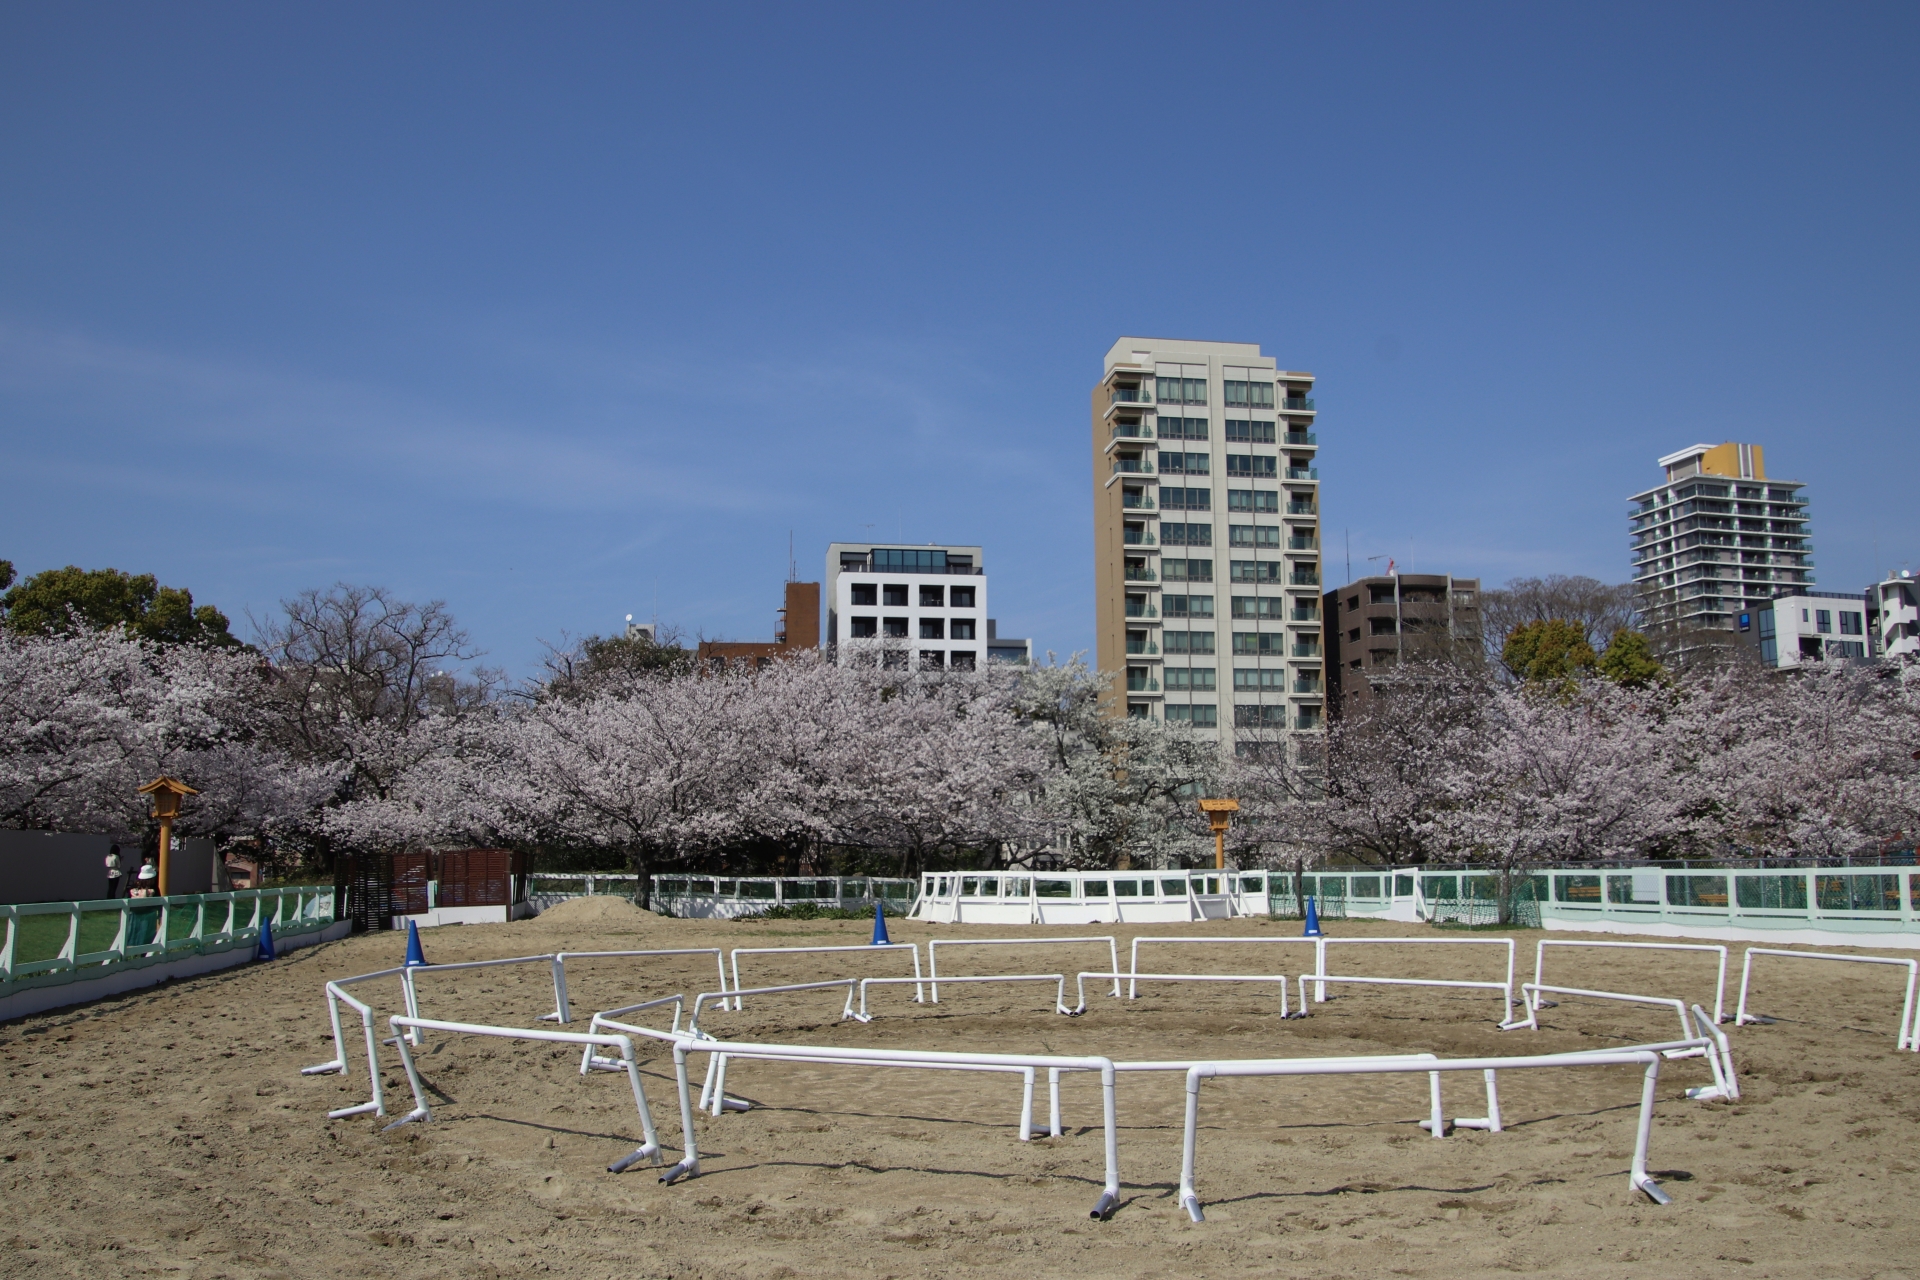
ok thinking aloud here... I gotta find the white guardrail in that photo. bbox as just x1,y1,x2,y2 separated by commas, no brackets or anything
0,886,334,990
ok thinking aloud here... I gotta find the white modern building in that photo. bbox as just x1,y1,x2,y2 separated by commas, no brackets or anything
1630,441,1813,633
1872,571,1920,661
1754,590,1872,666
825,542,988,670
1092,337,1323,748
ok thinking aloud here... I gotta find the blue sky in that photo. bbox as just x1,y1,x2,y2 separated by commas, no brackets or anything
3,3,1916,673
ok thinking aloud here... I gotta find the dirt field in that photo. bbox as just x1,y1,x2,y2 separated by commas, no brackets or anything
3,901,1918,1279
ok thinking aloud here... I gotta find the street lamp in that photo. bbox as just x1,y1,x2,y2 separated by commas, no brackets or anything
138,776,199,897
1198,797,1239,871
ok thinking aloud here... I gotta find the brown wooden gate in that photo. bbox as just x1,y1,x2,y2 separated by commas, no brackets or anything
436,848,519,907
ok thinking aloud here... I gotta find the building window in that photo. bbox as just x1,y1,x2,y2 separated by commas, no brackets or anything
882,651,909,670
1231,596,1286,620
1816,609,1832,634
1233,704,1289,728
918,584,944,607
850,617,878,638
1161,486,1212,511
950,586,975,608
1162,558,1214,583
874,548,948,572
850,583,877,606
883,618,909,638
1156,376,1207,406
883,584,909,607
1226,455,1278,480
1223,379,1274,408
1158,416,1208,441
1232,632,1285,655
1165,668,1218,691
1159,451,1210,475
950,650,976,670
1165,705,1219,727
1164,631,1217,655
1162,522,1212,546
1229,525,1280,548
1224,419,1276,443
920,650,946,669
1230,561,1283,585
920,618,945,640
1163,594,1215,619
1233,669,1286,691
1127,702,1154,719
950,619,975,640
1840,611,1864,636
1227,490,1280,513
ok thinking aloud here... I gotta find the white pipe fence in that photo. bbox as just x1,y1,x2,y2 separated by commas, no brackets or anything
1520,989,1739,1100
1176,1049,1672,1222
857,973,1070,1020
1533,939,1729,1025
729,942,923,1010
1293,973,1514,1024
1073,971,1292,1017
929,936,1120,1002
691,980,857,1036
383,1015,667,1174
1734,947,1920,1051
538,948,729,1025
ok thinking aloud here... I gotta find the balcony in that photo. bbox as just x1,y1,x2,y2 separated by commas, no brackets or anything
1124,568,1158,583
1291,643,1321,658
1112,459,1155,476
1289,571,1320,587
1121,492,1156,510
1290,608,1321,622
1287,502,1316,516
1124,604,1160,619
1110,385,1153,405
1287,537,1318,551
1281,397,1316,413
1126,673,1161,693
1285,467,1319,481
1123,530,1157,547
1125,640,1159,655
1282,432,1317,447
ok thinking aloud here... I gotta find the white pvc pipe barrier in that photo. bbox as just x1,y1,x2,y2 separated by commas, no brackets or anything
541,948,728,1025
1521,987,1740,1101
654,1034,1125,1218
1294,972,1515,1025
1319,938,1518,1019
301,965,415,1116
1534,939,1729,1025
930,937,1120,1002
1521,981,1694,1040
856,973,1070,1020
1177,1049,1671,1222
1073,971,1292,1017
384,1015,667,1174
1734,947,1920,1051
729,943,923,1010
691,980,857,1035
581,995,686,1073
1126,937,1323,999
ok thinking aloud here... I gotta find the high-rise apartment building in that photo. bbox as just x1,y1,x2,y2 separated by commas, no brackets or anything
1092,338,1323,747
824,542,987,670
1872,571,1920,661
1322,573,1481,718
1629,442,1812,634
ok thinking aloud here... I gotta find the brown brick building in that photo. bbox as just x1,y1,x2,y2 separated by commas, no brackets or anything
1323,574,1481,718
696,581,820,673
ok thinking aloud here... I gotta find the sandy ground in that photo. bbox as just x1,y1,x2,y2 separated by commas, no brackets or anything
3,900,1918,1279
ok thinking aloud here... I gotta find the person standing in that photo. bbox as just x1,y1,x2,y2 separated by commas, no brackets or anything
104,844,123,899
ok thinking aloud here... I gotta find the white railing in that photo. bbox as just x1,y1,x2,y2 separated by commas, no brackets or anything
0,886,334,989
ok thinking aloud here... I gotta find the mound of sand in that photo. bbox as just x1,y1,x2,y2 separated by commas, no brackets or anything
526,895,659,928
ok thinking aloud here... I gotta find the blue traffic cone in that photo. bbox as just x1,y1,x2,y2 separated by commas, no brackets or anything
871,901,890,946
256,917,276,961
1303,896,1323,938
404,919,428,966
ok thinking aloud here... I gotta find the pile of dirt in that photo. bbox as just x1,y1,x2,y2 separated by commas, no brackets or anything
525,895,660,928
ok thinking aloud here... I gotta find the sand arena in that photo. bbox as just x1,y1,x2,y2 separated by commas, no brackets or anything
2,897,1917,1279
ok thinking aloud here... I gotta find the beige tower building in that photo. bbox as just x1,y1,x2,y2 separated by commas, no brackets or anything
1092,337,1323,750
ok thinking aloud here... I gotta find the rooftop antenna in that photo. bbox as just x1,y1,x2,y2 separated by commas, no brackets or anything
1345,529,1351,584
787,530,797,583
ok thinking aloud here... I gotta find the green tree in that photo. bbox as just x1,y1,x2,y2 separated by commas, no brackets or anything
1597,628,1666,688
0,565,242,647
1501,618,1597,685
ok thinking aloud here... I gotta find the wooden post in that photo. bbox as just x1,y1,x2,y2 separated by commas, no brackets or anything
138,777,199,898
1197,798,1239,872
